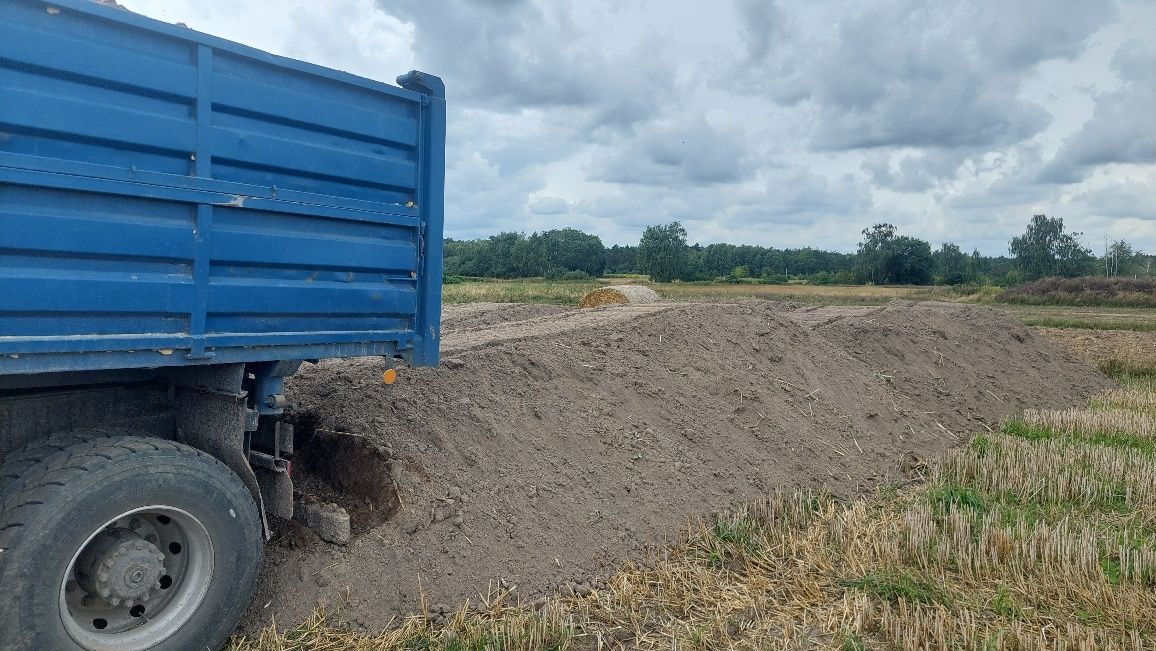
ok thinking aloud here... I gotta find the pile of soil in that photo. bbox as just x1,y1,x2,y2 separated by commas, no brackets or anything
244,301,1111,631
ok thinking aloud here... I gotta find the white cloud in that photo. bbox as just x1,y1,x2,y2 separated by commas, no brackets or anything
1040,39,1156,184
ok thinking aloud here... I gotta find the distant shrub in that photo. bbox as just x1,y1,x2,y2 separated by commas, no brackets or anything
543,268,593,281
1000,276,1156,308
761,274,790,285
720,274,762,284
443,274,466,285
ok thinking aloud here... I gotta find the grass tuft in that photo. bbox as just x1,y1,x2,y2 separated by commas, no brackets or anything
927,484,987,513
840,569,951,607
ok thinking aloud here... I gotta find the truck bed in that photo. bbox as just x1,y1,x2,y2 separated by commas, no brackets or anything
0,0,445,374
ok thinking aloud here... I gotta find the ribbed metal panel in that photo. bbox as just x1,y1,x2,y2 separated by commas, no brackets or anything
0,0,445,374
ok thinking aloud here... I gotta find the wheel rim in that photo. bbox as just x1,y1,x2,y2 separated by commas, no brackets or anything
59,506,215,651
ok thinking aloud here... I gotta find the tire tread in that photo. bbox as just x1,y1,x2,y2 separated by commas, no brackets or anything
0,436,229,552
0,428,126,493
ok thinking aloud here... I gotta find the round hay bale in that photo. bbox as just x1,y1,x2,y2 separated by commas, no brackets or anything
579,285,660,308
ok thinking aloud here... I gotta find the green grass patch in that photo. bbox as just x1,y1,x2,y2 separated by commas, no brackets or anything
840,569,951,607
840,632,866,651
1020,317,1156,332
969,434,992,457
1000,420,1156,456
986,490,1095,528
927,483,987,514
709,513,765,556
989,585,1023,618
1099,359,1156,381
442,279,601,305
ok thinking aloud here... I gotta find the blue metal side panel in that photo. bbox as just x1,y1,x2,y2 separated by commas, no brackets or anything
0,0,445,375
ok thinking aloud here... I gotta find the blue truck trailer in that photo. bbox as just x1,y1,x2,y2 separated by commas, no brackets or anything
0,1,446,648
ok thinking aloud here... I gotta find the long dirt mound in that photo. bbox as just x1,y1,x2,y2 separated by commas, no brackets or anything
245,301,1110,631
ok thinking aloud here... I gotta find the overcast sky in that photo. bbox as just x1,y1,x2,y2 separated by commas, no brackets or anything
126,0,1156,255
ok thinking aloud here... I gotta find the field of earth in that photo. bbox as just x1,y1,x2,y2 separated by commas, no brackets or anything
224,290,1156,649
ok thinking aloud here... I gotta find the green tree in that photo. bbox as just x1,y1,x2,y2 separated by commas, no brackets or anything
1104,239,1137,277
638,221,690,282
856,224,933,285
605,245,639,274
1009,214,1094,280
890,236,934,285
934,243,971,285
538,228,606,277
1138,253,1155,278
856,223,896,284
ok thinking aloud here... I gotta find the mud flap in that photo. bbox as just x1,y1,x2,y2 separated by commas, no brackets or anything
255,467,294,521
166,364,274,539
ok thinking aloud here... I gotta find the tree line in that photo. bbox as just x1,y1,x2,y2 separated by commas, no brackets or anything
444,215,1153,285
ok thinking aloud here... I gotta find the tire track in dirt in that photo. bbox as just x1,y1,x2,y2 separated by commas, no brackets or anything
441,304,677,355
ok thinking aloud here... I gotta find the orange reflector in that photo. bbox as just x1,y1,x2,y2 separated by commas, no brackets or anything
382,368,398,385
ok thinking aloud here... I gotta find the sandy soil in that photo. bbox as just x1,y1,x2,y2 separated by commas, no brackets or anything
241,301,1111,632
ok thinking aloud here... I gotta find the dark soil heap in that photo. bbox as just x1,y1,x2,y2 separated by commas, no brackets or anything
245,300,1110,631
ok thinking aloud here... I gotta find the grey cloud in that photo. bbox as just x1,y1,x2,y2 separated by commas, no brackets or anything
527,196,572,215
1040,39,1156,184
592,114,753,187
862,149,976,193
443,148,547,239
973,1,1119,69
1069,180,1156,221
735,0,1114,153
760,170,873,220
377,0,591,107
375,0,676,131
450,107,589,176
736,0,783,63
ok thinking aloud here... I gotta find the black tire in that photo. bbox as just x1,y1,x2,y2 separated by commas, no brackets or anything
0,428,124,495
0,436,264,651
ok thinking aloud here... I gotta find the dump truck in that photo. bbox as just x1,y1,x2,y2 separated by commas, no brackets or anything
0,1,446,648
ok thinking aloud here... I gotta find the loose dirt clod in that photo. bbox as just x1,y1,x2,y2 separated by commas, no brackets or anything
578,285,659,308
245,300,1110,632
296,501,352,546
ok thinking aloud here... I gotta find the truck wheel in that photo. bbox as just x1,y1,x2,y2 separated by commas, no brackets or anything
0,436,263,651
0,428,123,494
